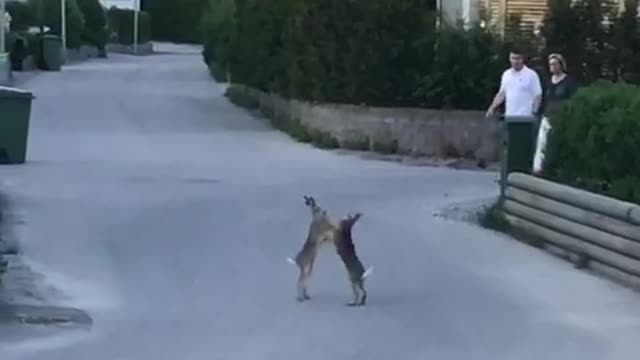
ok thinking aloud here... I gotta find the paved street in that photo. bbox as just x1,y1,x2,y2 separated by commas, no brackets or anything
1,44,639,360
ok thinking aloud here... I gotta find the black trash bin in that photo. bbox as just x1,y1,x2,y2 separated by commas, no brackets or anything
0,86,35,164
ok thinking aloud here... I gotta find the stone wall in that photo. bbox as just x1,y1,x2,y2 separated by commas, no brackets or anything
238,85,501,162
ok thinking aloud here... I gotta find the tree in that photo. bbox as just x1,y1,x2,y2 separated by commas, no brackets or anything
573,0,615,82
76,0,108,49
30,0,86,49
611,0,640,83
542,0,583,79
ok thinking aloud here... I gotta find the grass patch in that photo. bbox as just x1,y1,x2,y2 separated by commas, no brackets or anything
289,121,312,143
372,139,399,154
342,137,370,151
310,129,340,149
478,200,544,249
225,86,259,109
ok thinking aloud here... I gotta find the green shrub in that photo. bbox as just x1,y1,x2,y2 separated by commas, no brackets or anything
543,82,640,204
342,137,371,151
106,8,151,45
309,129,339,149
144,0,207,43
6,0,34,31
416,23,506,110
225,0,504,110
208,62,227,82
224,86,259,109
30,0,85,49
372,139,399,154
289,120,312,143
76,0,108,48
202,0,235,74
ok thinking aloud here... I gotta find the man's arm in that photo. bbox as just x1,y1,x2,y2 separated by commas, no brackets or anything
531,71,543,115
486,72,507,118
486,91,505,118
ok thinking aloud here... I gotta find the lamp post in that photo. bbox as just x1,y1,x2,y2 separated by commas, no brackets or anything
0,0,6,54
61,0,67,60
133,0,139,54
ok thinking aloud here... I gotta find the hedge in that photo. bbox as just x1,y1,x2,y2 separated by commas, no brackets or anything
106,8,151,45
208,0,504,110
143,0,207,43
33,0,86,49
201,0,235,79
6,0,33,31
77,0,108,49
543,82,640,204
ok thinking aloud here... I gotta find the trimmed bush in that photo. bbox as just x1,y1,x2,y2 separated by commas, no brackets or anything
217,0,503,110
202,0,235,79
543,82,640,204
31,0,86,49
106,8,151,45
6,0,34,31
77,0,108,49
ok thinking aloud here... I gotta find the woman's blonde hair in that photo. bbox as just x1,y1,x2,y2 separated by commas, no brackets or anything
548,53,567,71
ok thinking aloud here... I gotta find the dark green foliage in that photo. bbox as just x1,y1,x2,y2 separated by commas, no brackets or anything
6,1,34,31
76,0,108,48
478,201,511,233
202,0,235,77
610,0,640,83
342,137,371,151
30,0,85,49
372,139,399,154
208,62,227,82
215,0,501,110
416,23,504,109
543,82,640,204
309,129,340,149
224,86,259,109
106,8,151,45
145,0,207,43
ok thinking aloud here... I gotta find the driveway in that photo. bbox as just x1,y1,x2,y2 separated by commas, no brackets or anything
1,44,639,360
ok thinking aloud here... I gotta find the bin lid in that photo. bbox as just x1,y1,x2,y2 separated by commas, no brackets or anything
42,34,62,40
0,85,34,99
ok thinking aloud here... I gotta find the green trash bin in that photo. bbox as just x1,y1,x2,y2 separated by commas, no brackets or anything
0,53,11,85
499,115,539,196
41,35,64,71
0,86,35,164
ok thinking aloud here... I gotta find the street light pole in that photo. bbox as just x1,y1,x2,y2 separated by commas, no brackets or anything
133,0,139,54
61,0,67,60
0,0,6,54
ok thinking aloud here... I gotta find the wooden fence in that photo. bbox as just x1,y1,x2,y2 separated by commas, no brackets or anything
503,172,640,289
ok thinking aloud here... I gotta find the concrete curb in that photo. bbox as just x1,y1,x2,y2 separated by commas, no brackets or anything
502,172,640,290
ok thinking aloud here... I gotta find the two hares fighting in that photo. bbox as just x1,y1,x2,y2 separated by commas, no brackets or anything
287,196,372,306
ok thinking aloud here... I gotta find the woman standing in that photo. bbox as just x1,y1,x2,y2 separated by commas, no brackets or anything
533,53,577,174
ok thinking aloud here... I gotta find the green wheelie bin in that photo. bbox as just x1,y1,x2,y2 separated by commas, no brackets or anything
41,35,64,71
499,115,540,196
0,86,35,164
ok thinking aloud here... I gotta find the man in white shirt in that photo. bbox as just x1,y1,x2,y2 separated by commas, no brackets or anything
486,48,542,118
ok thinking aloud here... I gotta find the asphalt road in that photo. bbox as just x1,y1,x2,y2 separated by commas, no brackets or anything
1,44,639,360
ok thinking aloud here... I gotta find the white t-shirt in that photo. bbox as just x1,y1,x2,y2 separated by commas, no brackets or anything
499,66,542,116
